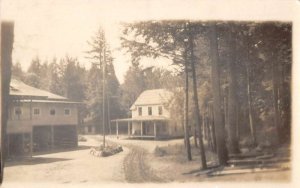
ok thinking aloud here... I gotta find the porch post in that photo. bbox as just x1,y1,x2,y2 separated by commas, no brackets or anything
30,132,33,157
7,134,10,157
29,98,32,120
127,121,130,136
50,126,54,149
22,133,25,155
140,121,143,136
109,120,111,135
154,121,157,138
116,121,119,136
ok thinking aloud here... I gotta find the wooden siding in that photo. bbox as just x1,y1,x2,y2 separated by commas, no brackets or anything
131,105,170,118
8,102,78,134
7,120,32,134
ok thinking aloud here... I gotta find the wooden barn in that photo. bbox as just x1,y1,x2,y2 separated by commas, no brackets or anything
111,89,184,139
7,79,80,157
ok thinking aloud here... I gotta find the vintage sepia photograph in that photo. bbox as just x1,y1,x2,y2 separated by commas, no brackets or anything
0,0,299,187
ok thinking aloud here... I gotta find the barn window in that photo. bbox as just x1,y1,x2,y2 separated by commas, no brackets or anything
158,106,163,115
33,108,40,115
138,107,142,116
50,109,56,116
148,107,152,115
64,108,71,115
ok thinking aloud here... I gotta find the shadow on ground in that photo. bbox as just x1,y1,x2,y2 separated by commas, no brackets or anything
32,145,90,156
4,145,91,167
5,157,71,167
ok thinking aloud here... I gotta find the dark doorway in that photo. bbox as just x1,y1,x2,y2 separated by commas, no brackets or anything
33,126,52,152
8,134,23,156
7,133,31,157
53,125,77,148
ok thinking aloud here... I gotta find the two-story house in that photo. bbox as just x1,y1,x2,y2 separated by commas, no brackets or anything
7,79,80,157
111,89,183,139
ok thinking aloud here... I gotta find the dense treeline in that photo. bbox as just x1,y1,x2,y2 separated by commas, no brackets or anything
11,27,182,134
121,21,291,168
12,56,180,132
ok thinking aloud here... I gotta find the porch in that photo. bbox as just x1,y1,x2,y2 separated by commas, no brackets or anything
111,116,169,139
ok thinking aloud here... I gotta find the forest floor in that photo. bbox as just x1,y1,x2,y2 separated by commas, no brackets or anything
105,135,291,183
1,134,291,187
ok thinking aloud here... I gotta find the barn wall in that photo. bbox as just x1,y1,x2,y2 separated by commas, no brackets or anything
8,102,78,129
7,101,79,153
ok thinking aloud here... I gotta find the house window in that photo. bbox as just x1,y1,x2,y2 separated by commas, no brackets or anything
138,107,142,116
50,109,56,116
64,108,71,115
15,107,22,115
148,107,152,116
158,106,163,115
33,108,40,115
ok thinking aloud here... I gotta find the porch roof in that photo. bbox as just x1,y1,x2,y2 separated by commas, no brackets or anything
111,116,168,123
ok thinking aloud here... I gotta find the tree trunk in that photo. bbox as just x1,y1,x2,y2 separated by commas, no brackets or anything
271,53,280,144
209,23,228,165
279,60,289,142
194,128,198,148
236,105,240,141
205,110,213,150
227,28,239,154
224,88,228,130
188,24,207,169
209,104,217,152
245,35,256,145
1,22,14,183
102,46,106,148
182,105,186,147
203,114,208,141
184,49,192,161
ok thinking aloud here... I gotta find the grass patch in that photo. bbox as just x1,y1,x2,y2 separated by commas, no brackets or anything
154,143,218,164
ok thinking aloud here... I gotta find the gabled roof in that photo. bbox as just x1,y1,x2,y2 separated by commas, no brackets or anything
10,79,67,100
130,89,173,110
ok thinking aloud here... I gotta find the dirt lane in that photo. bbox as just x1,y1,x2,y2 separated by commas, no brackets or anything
90,135,167,183
123,145,165,183
2,135,290,185
3,135,128,184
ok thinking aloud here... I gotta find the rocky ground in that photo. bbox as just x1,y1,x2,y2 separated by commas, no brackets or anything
1,134,291,187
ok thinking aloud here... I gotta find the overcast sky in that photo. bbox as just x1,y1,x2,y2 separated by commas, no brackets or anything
1,0,297,83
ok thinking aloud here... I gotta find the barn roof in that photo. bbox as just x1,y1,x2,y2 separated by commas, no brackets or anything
19,99,81,104
10,79,67,100
130,89,173,110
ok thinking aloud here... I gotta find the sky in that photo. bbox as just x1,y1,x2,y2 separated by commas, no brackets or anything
0,0,297,84
0,0,184,83
1,0,132,83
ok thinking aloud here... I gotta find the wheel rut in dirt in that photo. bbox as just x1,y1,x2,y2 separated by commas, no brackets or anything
123,145,166,183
